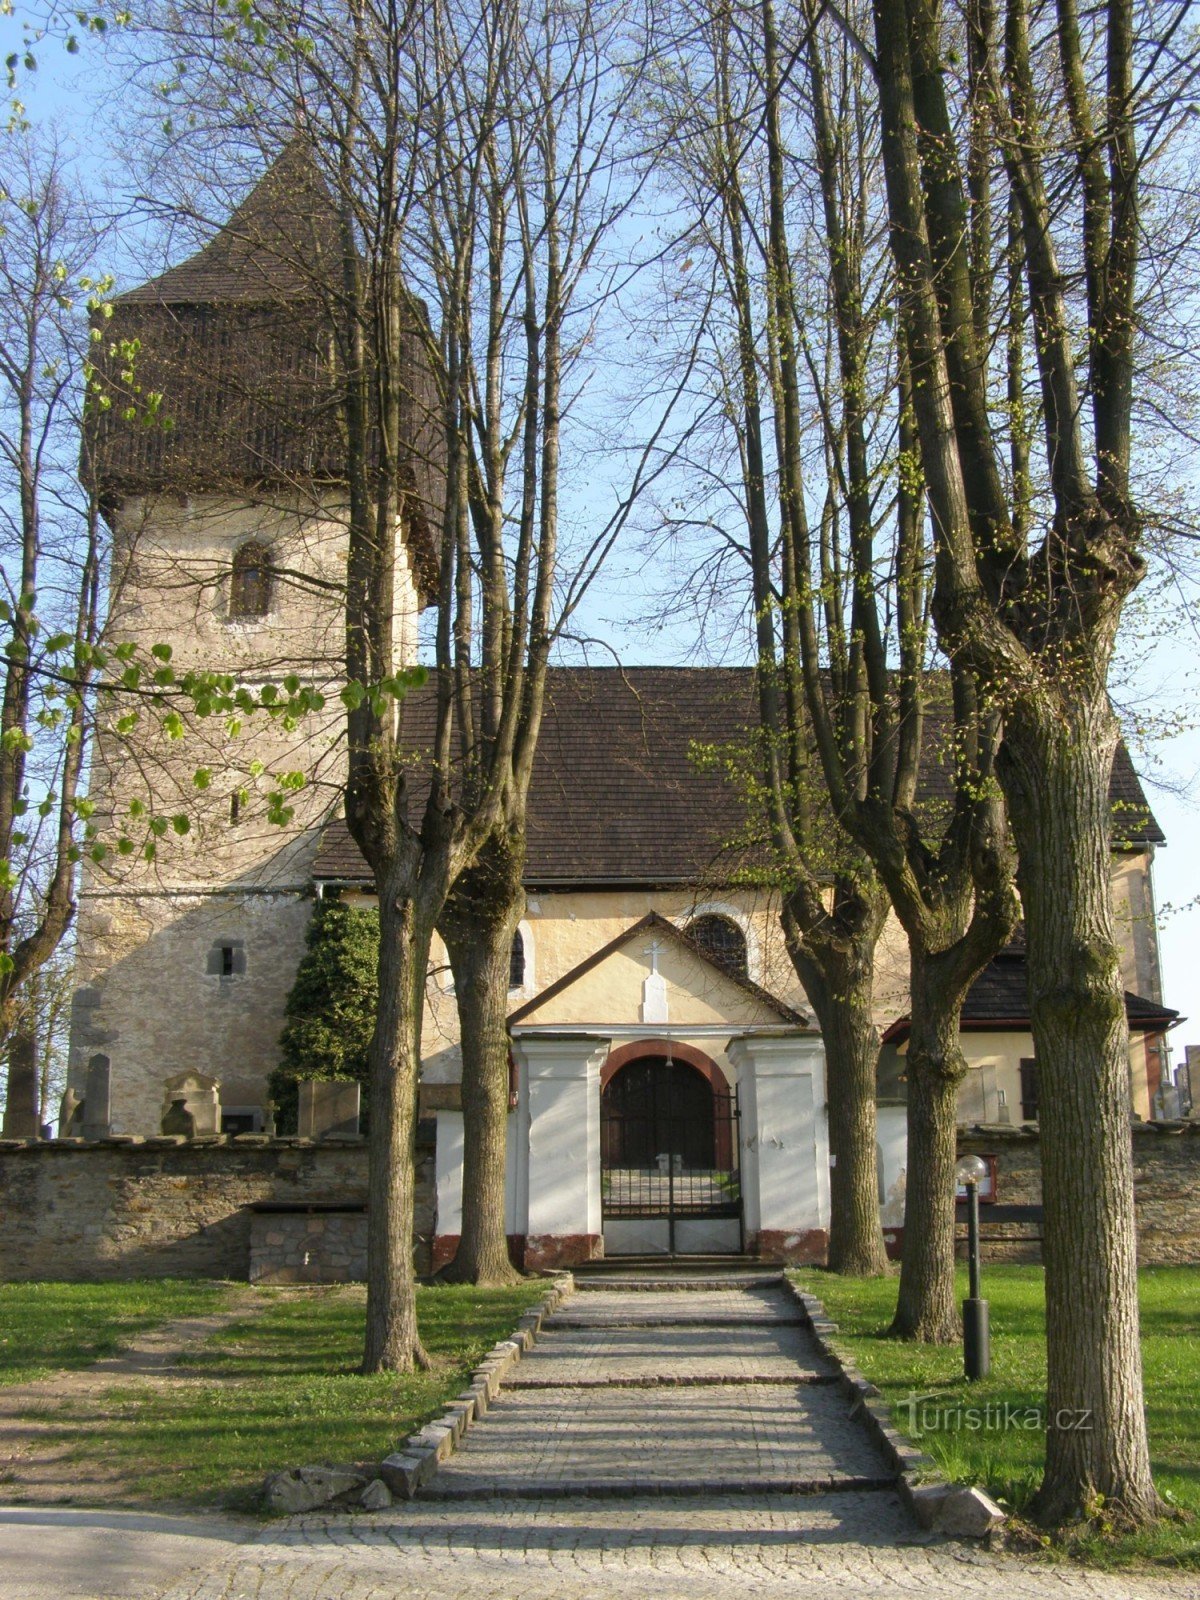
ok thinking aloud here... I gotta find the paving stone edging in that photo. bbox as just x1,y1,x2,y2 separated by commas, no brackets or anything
377,1272,576,1501
782,1277,1007,1540
264,1272,575,1513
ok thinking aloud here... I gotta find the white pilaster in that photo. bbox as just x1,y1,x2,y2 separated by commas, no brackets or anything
727,1034,830,1236
512,1034,610,1241
434,1109,464,1236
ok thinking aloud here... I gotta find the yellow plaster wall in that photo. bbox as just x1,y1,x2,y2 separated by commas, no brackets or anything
513,933,789,1029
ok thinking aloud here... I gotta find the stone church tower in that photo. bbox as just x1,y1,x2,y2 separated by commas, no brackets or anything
68,142,441,1135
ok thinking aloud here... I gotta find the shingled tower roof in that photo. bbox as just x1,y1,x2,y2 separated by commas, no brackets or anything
88,140,443,598
119,137,343,305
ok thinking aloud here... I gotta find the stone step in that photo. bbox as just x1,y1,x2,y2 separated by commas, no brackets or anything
418,1474,898,1501
504,1373,841,1389
546,1315,809,1329
575,1274,785,1291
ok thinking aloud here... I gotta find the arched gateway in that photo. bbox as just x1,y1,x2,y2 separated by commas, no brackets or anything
433,911,832,1271
599,1043,741,1256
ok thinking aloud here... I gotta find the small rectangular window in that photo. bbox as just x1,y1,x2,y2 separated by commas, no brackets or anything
1019,1058,1039,1121
220,945,236,978
229,792,240,824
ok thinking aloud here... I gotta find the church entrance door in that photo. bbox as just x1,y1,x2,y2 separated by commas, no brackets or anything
600,1055,742,1255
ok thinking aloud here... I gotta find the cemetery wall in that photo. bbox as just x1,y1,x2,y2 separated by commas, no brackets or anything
955,1123,1200,1265
0,1131,435,1281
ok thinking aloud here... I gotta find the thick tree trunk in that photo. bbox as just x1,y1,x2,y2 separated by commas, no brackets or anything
785,893,889,1277
817,989,890,1277
1000,696,1163,1525
890,954,967,1342
363,870,431,1374
439,837,524,1285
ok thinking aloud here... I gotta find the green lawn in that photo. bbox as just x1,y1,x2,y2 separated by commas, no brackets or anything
791,1264,1200,1568
0,1280,234,1385
26,1281,535,1509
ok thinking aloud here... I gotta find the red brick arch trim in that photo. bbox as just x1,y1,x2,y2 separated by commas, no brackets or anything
600,1038,731,1093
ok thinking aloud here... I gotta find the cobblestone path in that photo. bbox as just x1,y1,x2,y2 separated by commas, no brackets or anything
428,1272,894,1498
152,1270,1197,1600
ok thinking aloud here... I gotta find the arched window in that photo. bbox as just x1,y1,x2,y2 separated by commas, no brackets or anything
229,540,272,619
686,913,748,981
509,929,525,990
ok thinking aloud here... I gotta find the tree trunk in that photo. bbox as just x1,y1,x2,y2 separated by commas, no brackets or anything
363,869,431,1374
890,952,967,1342
1000,695,1163,1525
439,836,524,1285
785,892,889,1277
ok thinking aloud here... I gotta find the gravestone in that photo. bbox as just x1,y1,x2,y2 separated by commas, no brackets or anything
298,1079,361,1139
59,1086,84,1137
1,1030,39,1138
161,1070,221,1136
161,1096,196,1137
82,1054,112,1140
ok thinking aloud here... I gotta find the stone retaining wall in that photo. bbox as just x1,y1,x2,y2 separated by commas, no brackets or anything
0,1132,434,1281
954,1122,1200,1265
249,1208,368,1284
0,1121,1195,1280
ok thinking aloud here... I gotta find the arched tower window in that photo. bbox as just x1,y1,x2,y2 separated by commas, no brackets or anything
685,913,748,981
229,540,273,619
509,929,525,990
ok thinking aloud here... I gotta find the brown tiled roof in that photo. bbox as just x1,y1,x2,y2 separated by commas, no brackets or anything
87,140,443,600
311,667,1165,886
507,911,808,1026
882,950,1181,1041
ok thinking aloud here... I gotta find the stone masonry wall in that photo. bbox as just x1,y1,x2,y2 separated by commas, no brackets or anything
0,1134,434,1281
957,1123,1200,1265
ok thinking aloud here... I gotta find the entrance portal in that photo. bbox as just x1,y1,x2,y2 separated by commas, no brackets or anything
600,1054,742,1255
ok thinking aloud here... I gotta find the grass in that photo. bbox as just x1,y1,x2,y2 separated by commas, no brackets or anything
0,1280,234,1385
28,1281,536,1509
791,1263,1200,1569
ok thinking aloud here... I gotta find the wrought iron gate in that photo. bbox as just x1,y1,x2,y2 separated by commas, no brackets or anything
600,1057,742,1253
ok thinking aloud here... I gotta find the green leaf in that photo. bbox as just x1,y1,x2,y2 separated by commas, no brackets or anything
171,814,190,836
151,642,173,662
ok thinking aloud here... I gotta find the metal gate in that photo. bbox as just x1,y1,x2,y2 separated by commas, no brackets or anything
600,1057,742,1255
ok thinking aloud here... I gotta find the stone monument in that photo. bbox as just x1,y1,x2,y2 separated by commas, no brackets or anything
82,1054,112,1140
1,1030,39,1138
298,1079,361,1139
161,1070,221,1136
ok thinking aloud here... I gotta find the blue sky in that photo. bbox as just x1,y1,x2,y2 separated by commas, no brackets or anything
6,15,1199,1076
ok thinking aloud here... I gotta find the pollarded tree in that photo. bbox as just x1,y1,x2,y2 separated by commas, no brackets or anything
866,0,1199,1522
123,0,659,1350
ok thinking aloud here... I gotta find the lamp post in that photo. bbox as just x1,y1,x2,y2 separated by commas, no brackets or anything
955,1153,990,1379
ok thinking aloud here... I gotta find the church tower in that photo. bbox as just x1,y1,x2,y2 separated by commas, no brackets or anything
68,142,441,1135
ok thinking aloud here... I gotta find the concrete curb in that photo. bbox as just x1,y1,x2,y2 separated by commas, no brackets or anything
379,1272,575,1502
781,1277,1006,1540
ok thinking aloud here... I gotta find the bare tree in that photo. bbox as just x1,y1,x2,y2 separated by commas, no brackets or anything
867,0,1197,1522
114,0,656,1347
0,133,104,1129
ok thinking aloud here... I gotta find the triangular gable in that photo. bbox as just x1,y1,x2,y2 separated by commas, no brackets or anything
509,912,807,1030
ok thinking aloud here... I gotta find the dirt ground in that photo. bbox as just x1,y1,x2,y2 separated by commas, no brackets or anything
0,1289,274,1506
